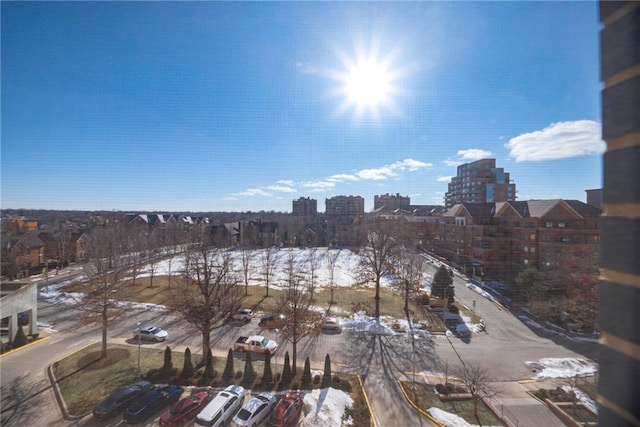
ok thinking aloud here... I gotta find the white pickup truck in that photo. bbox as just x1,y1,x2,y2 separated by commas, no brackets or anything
233,335,278,355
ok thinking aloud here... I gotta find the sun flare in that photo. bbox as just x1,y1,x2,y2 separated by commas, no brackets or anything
345,61,391,107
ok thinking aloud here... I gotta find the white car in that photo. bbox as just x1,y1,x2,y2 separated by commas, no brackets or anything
196,385,247,427
322,317,342,333
232,309,253,323
133,326,168,342
230,392,276,427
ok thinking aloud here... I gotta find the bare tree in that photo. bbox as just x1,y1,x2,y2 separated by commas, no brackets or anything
359,231,400,320
162,220,184,289
306,248,319,302
326,248,341,305
454,364,497,424
259,247,280,298
392,247,426,319
276,252,322,375
172,243,244,357
239,247,255,296
144,231,160,288
76,224,132,359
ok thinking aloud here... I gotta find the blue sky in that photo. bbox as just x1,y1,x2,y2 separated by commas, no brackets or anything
1,2,603,212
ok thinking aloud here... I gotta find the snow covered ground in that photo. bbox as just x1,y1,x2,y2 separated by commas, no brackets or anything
525,357,598,379
300,387,354,427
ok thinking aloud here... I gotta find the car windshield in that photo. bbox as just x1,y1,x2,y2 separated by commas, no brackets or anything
237,408,251,420
261,338,269,346
150,327,161,334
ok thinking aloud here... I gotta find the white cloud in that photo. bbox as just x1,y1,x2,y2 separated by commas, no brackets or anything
356,158,431,181
276,180,295,186
506,120,605,162
457,148,493,160
443,159,462,167
236,188,272,197
327,174,358,182
266,185,297,193
436,175,453,182
357,167,396,180
302,180,336,190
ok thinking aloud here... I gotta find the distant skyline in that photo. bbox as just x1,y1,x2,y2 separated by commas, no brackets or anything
2,2,603,212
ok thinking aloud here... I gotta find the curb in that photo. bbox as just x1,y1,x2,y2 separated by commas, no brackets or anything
0,335,50,358
356,374,378,427
48,341,98,421
396,379,444,427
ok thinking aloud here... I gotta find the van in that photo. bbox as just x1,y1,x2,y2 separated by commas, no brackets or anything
196,385,247,427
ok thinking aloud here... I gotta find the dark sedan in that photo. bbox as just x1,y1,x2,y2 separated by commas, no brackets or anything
123,385,184,424
92,381,153,420
159,391,211,427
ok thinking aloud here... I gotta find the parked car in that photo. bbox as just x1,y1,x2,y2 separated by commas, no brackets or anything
92,381,153,420
159,391,211,427
258,314,276,329
322,317,342,333
232,309,253,323
123,385,184,424
230,392,276,427
234,335,278,355
196,385,247,427
134,326,168,342
266,392,303,427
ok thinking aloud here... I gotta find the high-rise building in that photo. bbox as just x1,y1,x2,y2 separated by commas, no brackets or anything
444,159,516,209
325,195,364,217
373,193,410,211
292,197,317,217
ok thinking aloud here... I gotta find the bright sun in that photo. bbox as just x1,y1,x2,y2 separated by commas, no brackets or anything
329,41,409,120
345,61,391,107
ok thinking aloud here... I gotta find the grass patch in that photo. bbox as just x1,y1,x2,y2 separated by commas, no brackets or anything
52,343,189,417
399,381,504,426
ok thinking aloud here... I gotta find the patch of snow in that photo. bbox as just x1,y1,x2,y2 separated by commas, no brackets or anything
300,387,353,427
342,312,395,336
525,358,598,379
561,385,597,414
427,407,473,427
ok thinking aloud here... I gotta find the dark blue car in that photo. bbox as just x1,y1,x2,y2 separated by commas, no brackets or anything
93,381,153,420
123,385,184,424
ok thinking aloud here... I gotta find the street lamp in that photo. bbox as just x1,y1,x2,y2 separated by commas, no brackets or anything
136,321,142,377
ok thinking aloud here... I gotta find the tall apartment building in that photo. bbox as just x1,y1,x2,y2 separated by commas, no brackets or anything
373,193,410,211
444,159,516,209
292,197,317,217
325,195,364,218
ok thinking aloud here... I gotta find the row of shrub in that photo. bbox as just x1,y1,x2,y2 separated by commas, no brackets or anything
145,346,352,393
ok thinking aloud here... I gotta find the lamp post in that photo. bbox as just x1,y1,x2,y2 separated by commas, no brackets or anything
136,322,142,377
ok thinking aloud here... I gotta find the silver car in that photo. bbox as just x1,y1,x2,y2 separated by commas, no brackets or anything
134,326,168,342
230,392,276,427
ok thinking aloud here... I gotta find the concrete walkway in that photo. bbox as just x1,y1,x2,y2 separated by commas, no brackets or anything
488,381,566,427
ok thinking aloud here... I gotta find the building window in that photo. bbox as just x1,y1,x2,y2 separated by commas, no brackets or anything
529,232,536,240
558,222,567,228
545,222,553,228
530,247,535,253
524,246,529,253
560,236,570,243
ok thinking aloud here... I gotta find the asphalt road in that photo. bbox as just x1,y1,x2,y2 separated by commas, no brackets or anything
1,265,598,427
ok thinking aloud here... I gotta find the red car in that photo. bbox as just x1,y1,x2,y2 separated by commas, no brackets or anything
159,391,210,427
267,392,304,427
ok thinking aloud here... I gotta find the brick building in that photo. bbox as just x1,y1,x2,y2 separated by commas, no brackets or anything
373,193,410,211
435,199,600,282
444,159,516,209
292,197,317,217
